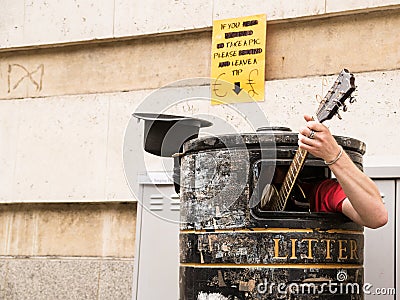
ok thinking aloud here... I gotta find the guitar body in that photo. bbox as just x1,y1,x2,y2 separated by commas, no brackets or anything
260,183,279,210
261,183,309,212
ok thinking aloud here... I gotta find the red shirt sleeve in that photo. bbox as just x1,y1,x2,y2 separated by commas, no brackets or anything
314,179,347,213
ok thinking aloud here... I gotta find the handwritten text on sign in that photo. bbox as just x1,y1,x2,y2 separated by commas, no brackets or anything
211,14,266,104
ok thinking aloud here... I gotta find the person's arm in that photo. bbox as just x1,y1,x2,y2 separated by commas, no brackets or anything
298,115,388,229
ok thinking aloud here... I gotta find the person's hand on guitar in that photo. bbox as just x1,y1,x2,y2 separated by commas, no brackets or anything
298,115,342,163
298,115,388,229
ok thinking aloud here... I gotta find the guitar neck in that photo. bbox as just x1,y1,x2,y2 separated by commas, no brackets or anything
266,69,356,211
276,147,308,210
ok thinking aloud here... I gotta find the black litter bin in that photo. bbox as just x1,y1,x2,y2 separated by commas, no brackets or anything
179,129,365,300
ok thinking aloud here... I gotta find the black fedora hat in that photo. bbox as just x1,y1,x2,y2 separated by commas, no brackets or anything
133,112,213,157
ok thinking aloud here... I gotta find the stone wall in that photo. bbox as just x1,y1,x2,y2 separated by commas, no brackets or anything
0,202,136,299
1,1,399,299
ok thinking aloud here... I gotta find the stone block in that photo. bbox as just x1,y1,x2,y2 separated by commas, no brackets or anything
0,31,212,100
213,0,325,21
114,0,213,37
0,0,25,48
0,100,20,201
105,92,145,201
326,0,400,14
265,10,400,80
98,260,134,300
2,258,134,299
0,260,6,296
0,203,136,257
23,0,114,46
12,96,108,202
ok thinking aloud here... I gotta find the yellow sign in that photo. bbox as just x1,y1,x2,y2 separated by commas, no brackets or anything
211,14,267,104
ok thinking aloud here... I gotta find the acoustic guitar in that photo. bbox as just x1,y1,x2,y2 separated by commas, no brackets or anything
261,69,356,211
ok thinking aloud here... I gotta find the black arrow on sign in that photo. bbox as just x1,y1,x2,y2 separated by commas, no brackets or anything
233,82,242,95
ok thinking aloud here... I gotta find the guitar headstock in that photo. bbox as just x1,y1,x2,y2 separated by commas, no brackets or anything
316,69,356,123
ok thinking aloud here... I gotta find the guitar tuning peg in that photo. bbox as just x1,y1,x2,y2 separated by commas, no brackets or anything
337,112,343,120
343,104,348,112
349,97,356,104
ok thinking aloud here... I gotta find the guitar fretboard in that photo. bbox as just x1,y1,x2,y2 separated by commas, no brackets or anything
273,147,308,210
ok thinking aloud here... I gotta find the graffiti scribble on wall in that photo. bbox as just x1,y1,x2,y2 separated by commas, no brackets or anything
7,64,44,93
